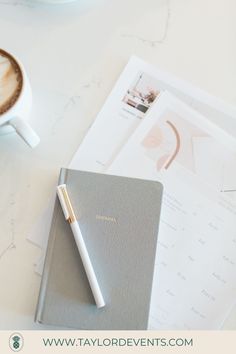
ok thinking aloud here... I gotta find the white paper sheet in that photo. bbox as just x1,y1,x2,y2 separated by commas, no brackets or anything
70,56,236,173
28,56,236,277
108,92,236,330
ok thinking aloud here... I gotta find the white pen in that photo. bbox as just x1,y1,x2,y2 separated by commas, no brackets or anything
57,184,105,309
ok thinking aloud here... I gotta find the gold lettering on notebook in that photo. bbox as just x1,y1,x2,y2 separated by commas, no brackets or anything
96,215,117,223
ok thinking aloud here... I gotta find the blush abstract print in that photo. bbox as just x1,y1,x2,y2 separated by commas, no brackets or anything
141,110,208,173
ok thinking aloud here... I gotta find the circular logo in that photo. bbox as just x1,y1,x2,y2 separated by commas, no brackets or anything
9,333,24,352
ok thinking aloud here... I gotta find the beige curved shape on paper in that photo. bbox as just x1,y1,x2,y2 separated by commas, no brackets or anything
164,120,181,169
156,154,171,171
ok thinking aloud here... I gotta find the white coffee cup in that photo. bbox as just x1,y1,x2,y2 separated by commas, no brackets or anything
0,49,40,148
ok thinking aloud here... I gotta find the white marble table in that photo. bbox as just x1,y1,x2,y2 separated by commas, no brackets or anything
0,0,236,330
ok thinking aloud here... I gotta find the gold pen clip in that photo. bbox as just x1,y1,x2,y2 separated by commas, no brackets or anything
57,184,76,223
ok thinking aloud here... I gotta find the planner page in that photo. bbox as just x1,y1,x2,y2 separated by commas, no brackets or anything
108,92,236,330
70,56,236,173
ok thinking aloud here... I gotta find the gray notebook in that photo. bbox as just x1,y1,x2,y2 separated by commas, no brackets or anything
35,169,163,329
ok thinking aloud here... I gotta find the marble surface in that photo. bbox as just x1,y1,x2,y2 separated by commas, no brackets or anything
0,0,236,330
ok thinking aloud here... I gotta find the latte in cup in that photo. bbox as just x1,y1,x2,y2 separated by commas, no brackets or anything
0,49,23,115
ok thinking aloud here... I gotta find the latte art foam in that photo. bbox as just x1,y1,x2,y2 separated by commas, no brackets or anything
0,50,23,115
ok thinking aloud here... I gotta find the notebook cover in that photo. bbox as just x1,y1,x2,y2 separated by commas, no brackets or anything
35,169,163,329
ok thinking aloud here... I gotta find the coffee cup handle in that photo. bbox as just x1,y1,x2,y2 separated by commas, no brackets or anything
9,117,40,148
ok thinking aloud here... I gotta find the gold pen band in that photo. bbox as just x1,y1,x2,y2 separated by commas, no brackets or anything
61,187,76,223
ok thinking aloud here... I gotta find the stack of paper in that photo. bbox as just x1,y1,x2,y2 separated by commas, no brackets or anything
29,56,236,329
